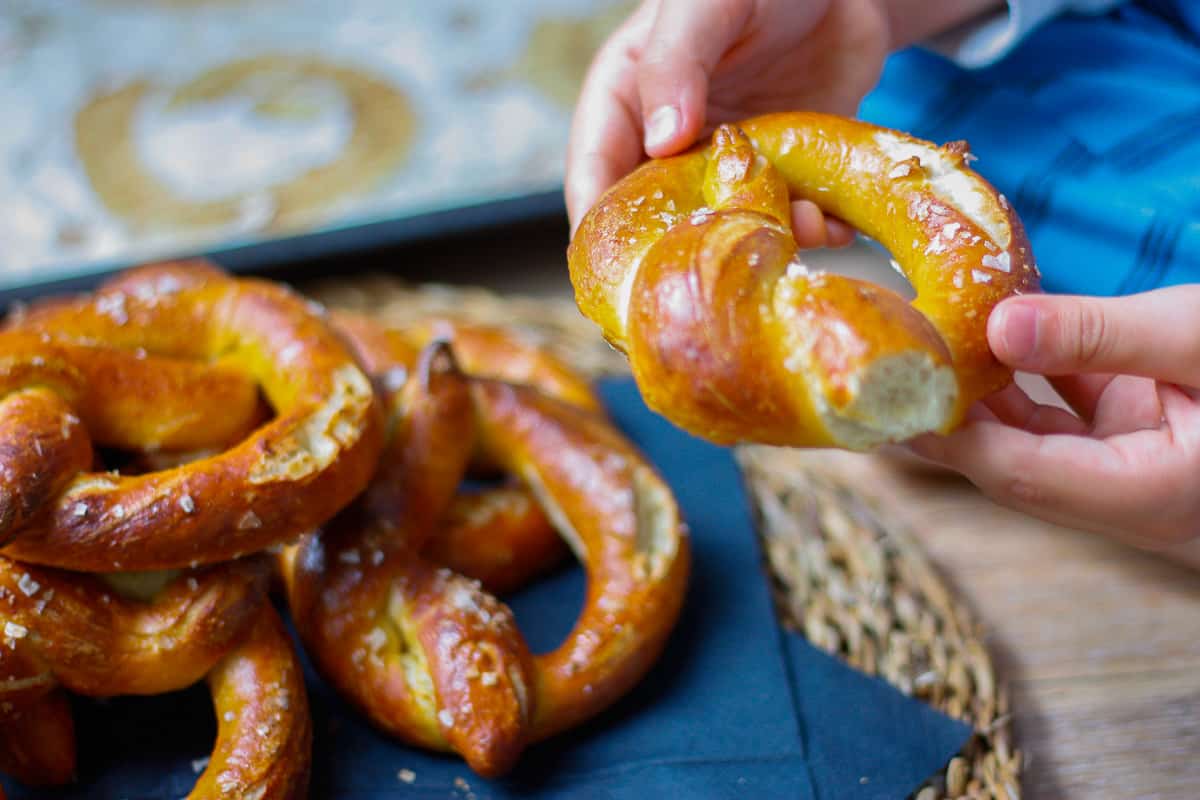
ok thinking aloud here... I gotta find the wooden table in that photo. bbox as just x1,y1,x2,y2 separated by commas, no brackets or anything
415,219,1200,799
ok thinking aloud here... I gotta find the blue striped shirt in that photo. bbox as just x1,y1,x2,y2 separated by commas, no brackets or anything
861,1,1200,296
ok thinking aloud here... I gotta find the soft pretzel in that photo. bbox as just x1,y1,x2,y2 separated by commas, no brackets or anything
568,112,1040,450
331,311,601,413
332,312,607,591
0,554,310,796
191,604,311,800
282,342,689,777
0,261,384,570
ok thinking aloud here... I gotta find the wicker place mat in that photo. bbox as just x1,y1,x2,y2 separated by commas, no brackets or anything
306,275,1022,800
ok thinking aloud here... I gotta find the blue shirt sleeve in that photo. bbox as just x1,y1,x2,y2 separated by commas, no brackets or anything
925,0,1127,67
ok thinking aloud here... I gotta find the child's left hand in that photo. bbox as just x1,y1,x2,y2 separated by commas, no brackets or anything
909,285,1200,560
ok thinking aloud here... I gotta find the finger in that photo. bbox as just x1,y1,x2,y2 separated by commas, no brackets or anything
565,4,657,231
987,286,1200,387
910,421,1199,548
637,0,753,156
1089,375,1165,438
982,383,1088,435
825,217,857,248
788,201,860,250
1047,374,1114,422
790,200,830,249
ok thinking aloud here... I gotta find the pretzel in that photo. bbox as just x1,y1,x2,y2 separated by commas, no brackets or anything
0,554,310,797
332,312,606,592
282,342,689,777
331,311,601,413
568,112,1041,450
0,261,384,570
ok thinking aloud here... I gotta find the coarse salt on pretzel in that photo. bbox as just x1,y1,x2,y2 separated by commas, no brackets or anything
332,312,605,591
282,342,688,777
0,261,384,571
331,311,601,414
0,555,310,797
568,112,1040,450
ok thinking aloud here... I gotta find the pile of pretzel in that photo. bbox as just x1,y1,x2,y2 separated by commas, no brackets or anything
0,110,1038,796
0,260,690,796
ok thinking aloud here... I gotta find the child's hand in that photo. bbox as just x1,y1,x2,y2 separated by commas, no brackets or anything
565,0,889,242
909,286,1200,558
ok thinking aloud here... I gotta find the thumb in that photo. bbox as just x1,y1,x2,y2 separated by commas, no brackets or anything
987,287,1200,386
637,0,750,156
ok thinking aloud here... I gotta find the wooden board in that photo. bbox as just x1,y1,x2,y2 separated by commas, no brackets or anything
814,448,1200,799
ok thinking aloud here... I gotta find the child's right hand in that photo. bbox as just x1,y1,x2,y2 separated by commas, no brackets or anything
565,0,889,241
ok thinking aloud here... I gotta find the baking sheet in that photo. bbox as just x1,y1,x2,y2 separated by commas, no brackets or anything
0,0,631,290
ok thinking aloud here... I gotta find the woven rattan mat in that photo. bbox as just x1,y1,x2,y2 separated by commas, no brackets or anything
307,275,1021,800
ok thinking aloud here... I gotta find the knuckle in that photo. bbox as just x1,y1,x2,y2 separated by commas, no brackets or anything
1068,302,1110,367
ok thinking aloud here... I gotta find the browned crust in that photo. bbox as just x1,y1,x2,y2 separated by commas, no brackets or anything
285,327,690,776
568,112,1040,447
0,261,385,570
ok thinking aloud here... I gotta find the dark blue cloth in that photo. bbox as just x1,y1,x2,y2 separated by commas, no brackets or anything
862,0,1200,297
2,378,969,799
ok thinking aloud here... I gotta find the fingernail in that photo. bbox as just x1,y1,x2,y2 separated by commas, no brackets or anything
996,303,1039,363
644,106,680,151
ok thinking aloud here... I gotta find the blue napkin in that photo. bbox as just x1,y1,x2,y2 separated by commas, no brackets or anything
2,377,969,799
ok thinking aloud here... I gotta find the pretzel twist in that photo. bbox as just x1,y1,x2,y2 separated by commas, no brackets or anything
568,112,1040,450
282,341,689,777
0,262,384,570
332,312,606,592
0,555,310,797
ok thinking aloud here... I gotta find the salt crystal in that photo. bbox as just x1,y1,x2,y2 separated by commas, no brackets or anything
237,510,262,530
278,343,303,363
981,252,1011,273
364,627,387,652
438,709,455,728
16,574,38,597
96,293,128,324
178,494,195,514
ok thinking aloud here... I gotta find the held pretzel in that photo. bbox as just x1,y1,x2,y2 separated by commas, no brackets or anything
0,556,310,797
282,342,689,777
568,112,1041,450
0,261,384,571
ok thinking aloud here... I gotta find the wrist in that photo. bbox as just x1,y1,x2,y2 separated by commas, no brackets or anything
880,0,1007,51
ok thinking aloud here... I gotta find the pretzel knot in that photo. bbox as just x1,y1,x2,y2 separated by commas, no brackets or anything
282,334,690,777
0,261,385,571
0,556,310,797
332,312,603,593
569,112,1041,450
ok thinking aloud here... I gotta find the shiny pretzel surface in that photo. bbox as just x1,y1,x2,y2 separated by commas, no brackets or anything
0,262,384,571
0,262,690,793
282,334,690,777
0,555,311,797
569,112,1041,450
